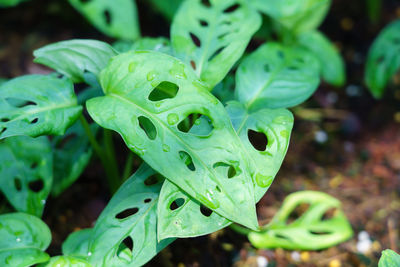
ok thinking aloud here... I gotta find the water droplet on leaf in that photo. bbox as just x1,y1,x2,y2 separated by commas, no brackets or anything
255,173,273,188
162,144,170,152
167,113,179,125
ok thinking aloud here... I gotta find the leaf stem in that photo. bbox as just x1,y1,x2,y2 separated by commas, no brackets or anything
79,115,120,193
229,223,252,235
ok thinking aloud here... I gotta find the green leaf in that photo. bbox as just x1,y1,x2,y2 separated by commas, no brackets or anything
0,136,53,217
62,229,92,259
211,74,235,104
235,42,320,111
0,0,28,7
113,37,172,54
248,191,353,250
0,212,51,266
157,101,293,239
297,31,346,86
251,0,331,34
379,249,400,267
171,0,262,88
51,122,93,196
365,19,400,98
43,256,92,267
68,0,140,41
87,164,173,267
87,51,258,229
147,0,182,20
0,75,82,139
34,39,118,83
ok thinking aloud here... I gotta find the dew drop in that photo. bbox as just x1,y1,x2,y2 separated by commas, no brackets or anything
194,119,201,125
151,81,159,87
155,102,161,107
128,62,136,72
162,144,170,152
147,71,157,81
280,130,289,138
255,173,273,188
167,113,179,125
169,62,187,79
41,199,46,205
273,115,293,125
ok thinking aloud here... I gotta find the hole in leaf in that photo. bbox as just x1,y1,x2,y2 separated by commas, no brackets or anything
217,32,229,40
201,0,211,7
144,198,152,203
138,116,157,140
144,174,164,186
14,178,22,191
200,204,213,217
275,233,290,240
199,20,208,27
30,118,38,124
215,185,221,192
148,81,179,101
209,47,224,61
190,60,196,70
248,129,268,151
103,10,111,25
264,64,270,72
28,179,44,192
223,4,240,13
115,207,139,219
170,198,185,210
287,203,310,224
30,162,38,169
1,118,9,123
5,98,36,108
322,208,337,220
0,127,6,135
179,151,195,171
177,113,213,135
117,236,134,260
309,230,331,235
190,32,201,47
213,162,237,178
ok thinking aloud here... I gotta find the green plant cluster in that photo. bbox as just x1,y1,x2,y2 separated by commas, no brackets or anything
0,0,380,266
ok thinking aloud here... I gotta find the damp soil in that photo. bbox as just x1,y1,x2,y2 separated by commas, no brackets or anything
1,0,400,266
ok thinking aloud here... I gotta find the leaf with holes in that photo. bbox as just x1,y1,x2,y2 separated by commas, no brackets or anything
157,101,293,239
87,51,258,229
171,0,262,88
85,164,174,267
51,122,94,196
365,19,400,98
0,136,52,217
251,0,331,34
0,75,82,139
0,212,51,267
235,42,320,111
248,191,353,250
113,37,172,54
69,0,140,41
34,39,118,83
379,249,400,267
62,229,92,259
297,31,345,87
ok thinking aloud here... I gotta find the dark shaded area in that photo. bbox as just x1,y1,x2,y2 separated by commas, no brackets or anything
1,0,400,266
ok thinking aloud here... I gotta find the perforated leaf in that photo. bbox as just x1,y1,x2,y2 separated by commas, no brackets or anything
0,75,82,139
235,42,320,111
248,191,353,250
68,0,140,41
51,122,93,196
43,256,92,267
251,0,331,34
0,212,51,267
297,31,345,86
86,164,173,267
365,19,400,98
62,229,92,259
171,0,261,88
158,101,293,239
379,250,400,267
0,136,52,217
87,51,258,229
34,39,118,83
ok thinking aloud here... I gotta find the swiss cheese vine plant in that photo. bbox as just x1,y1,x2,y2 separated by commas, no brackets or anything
0,0,353,266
